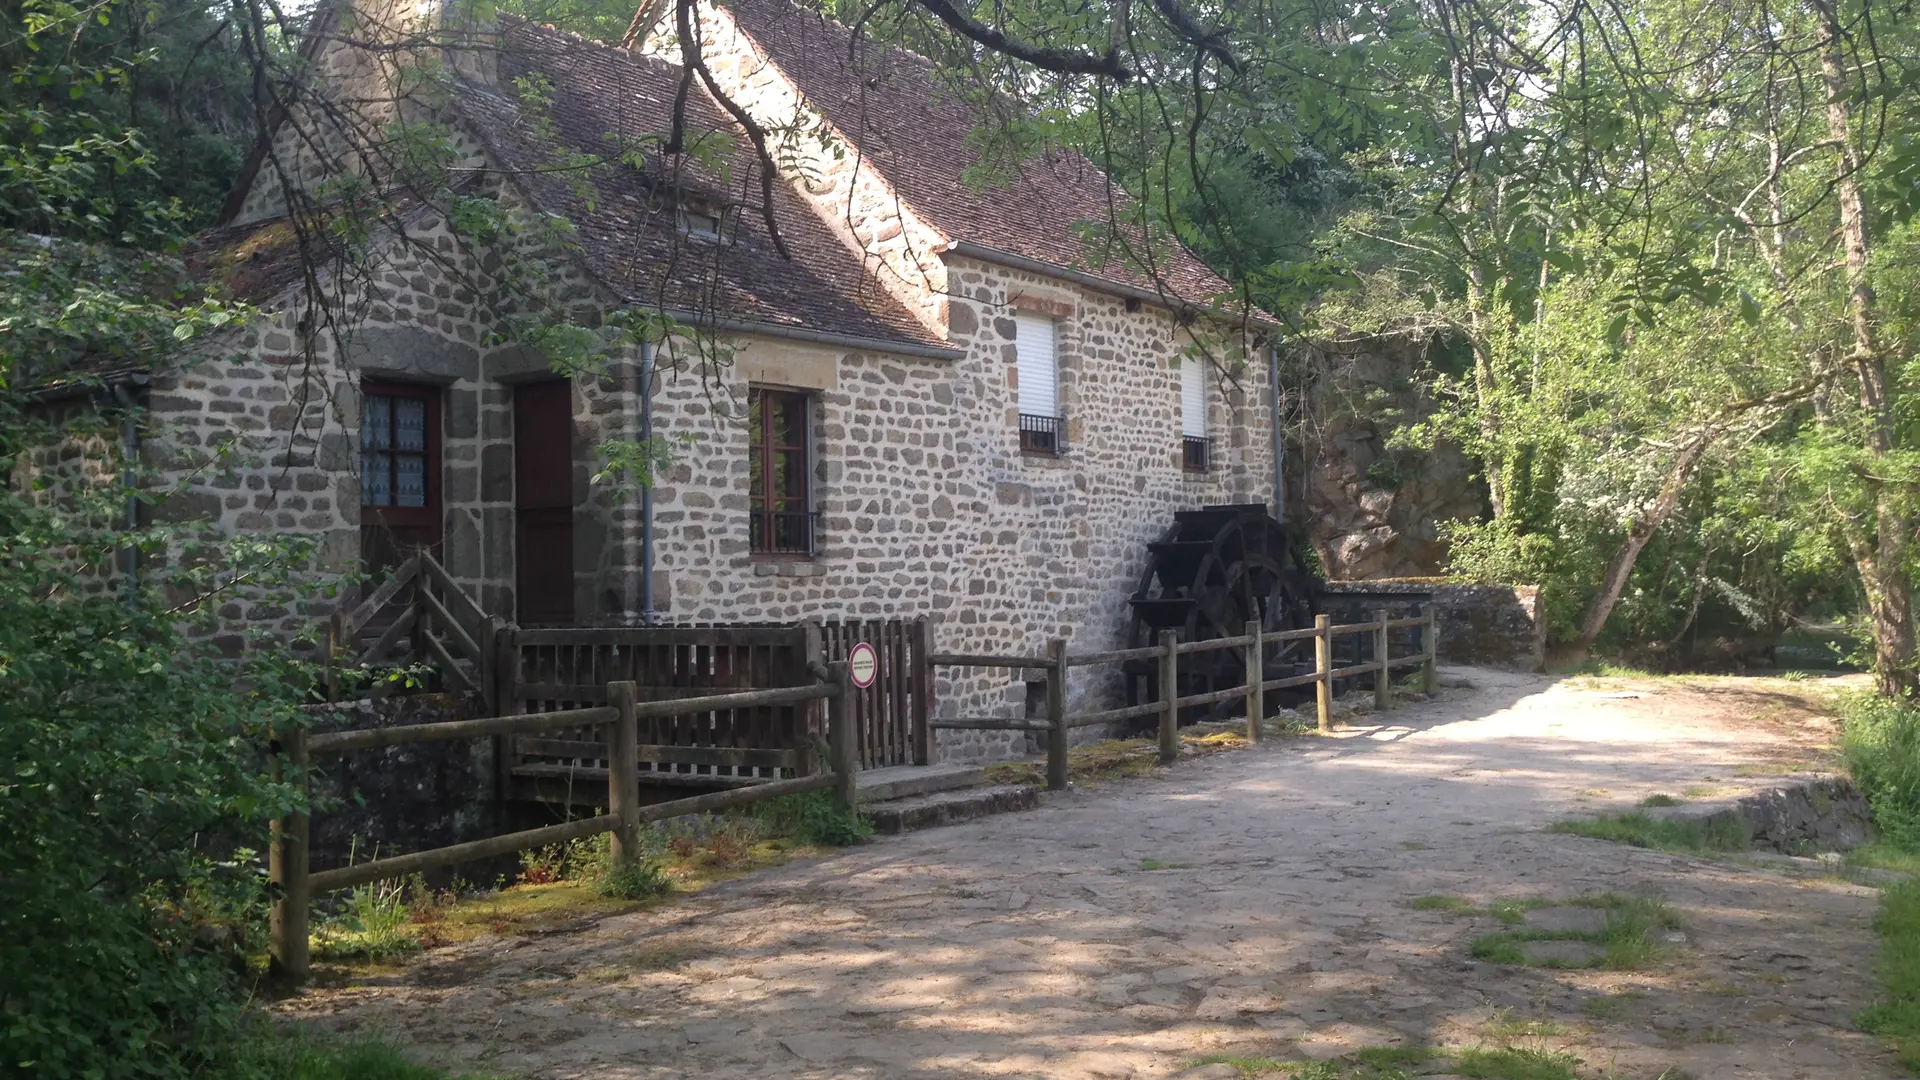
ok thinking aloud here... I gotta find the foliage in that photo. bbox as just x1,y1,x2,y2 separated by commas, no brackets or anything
1842,694,1920,849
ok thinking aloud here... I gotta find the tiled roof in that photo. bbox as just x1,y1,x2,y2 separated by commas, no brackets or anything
718,0,1237,307
462,19,948,352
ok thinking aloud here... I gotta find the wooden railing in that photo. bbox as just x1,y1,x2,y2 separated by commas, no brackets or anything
269,664,860,983
928,608,1438,791
325,552,503,711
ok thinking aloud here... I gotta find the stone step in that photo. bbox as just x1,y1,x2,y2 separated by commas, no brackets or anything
865,784,1038,835
854,763,986,802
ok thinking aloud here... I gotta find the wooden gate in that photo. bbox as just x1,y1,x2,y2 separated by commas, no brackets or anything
812,617,932,769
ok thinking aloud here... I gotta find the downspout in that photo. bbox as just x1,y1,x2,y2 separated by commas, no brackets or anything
111,381,141,603
1268,344,1287,523
638,338,657,624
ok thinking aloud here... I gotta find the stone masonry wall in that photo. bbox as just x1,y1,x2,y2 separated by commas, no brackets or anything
148,206,647,642
639,255,1277,762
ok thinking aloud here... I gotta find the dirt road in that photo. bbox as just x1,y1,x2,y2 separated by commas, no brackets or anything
283,669,1899,1078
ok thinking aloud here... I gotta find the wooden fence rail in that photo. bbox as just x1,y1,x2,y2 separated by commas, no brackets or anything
269,664,860,983
928,607,1438,793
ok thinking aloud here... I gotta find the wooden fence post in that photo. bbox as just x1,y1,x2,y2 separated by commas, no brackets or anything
1245,619,1263,742
911,616,934,766
605,681,641,869
268,723,310,982
1314,614,1332,734
1158,629,1179,765
828,660,858,813
492,621,520,807
1374,609,1392,710
1046,637,1068,791
1421,606,1438,695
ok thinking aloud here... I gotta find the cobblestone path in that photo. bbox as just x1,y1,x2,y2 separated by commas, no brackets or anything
284,669,1896,1078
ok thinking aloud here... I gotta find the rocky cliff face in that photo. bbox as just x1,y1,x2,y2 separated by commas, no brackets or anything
1289,334,1484,580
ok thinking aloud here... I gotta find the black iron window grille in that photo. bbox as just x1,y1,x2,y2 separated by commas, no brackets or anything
1019,413,1067,456
750,509,818,555
1182,435,1212,472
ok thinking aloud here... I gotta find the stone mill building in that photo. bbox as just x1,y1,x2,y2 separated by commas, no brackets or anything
99,0,1288,752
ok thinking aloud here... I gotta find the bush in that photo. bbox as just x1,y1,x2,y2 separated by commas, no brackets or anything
0,523,310,1078
749,790,871,847
1841,693,1920,848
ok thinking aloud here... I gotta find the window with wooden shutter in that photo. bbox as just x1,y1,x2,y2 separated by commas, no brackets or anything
1015,313,1063,454
1181,356,1211,472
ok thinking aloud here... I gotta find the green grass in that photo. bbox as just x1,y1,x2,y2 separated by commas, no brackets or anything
1861,876,1920,1072
1638,793,1684,808
1548,811,1750,853
1468,894,1681,970
1409,894,1540,925
220,1025,497,1079
1850,842,1920,877
1185,1046,1574,1080
1451,1048,1583,1080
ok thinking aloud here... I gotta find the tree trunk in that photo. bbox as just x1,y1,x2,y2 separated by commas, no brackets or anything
1814,0,1916,696
1560,430,1720,664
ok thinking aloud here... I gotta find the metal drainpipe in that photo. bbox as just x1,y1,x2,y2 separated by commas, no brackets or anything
111,381,141,602
638,338,657,624
1268,343,1287,523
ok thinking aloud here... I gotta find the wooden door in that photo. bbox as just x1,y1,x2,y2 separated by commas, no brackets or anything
514,380,574,626
359,380,442,578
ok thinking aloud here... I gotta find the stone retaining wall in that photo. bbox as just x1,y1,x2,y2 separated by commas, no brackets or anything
1321,580,1544,671
1653,776,1876,854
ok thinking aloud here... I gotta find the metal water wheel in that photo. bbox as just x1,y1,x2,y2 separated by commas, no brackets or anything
1124,504,1320,720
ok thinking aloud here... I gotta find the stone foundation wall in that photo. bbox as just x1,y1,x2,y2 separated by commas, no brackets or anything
1321,580,1544,671
305,692,505,875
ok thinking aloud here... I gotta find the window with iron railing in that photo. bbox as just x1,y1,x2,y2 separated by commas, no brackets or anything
1015,313,1065,456
748,388,814,555
1182,434,1212,473
750,509,817,555
1019,412,1067,456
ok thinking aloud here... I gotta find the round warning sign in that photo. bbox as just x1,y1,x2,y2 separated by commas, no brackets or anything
848,641,879,688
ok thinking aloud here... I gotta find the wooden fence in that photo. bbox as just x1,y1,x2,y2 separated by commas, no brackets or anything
498,624,818,802
269,665,861,982
928,608,1437,791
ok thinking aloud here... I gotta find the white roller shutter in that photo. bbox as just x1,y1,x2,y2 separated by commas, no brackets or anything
1181,355,1208,438
1016,313,1058,418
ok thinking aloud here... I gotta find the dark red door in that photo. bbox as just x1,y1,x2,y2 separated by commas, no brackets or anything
514,380,575,625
